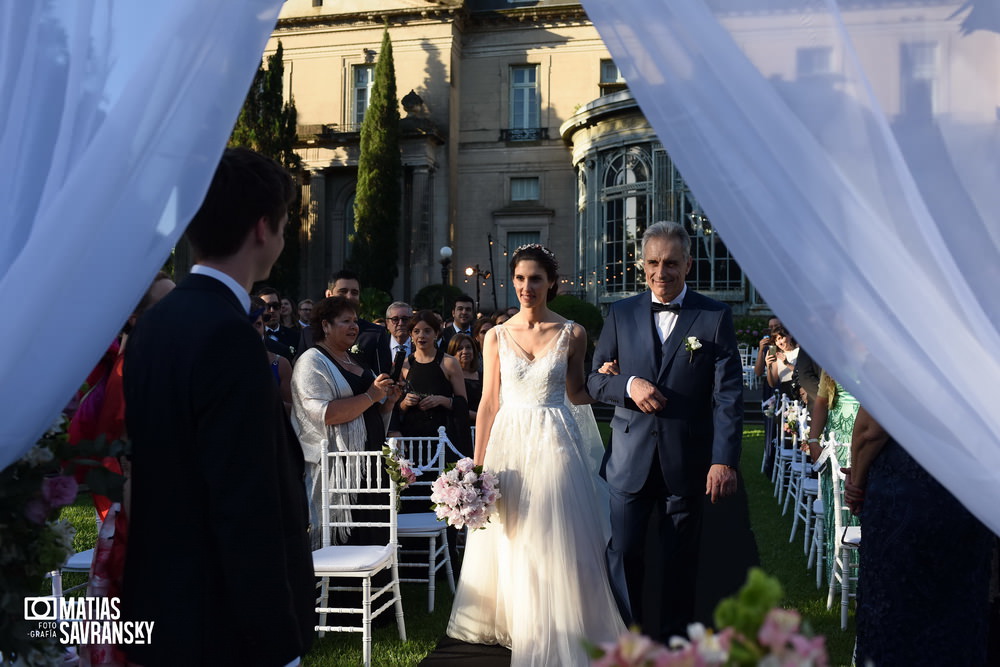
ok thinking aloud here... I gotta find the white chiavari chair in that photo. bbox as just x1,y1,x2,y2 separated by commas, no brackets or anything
389,426,455,612
313,450,406,667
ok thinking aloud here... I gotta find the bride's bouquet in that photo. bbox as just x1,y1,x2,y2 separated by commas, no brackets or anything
430,457,500,530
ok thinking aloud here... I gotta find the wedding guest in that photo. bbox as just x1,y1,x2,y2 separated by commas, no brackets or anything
849,407,993,665
447,333,481,422
296,299,314,354
764,326,799,399
123,147,315,666
326,269,390,374
71,270,174,667
472,317,494,351
754,316,781,477
792,347,822,407
297,299,313,328
492,310,511,325
256,286,296,361
399,310,470,455
290,296,400,548
279,296,298,329
803,370,861,580
440,294,475,347
250,297,293,413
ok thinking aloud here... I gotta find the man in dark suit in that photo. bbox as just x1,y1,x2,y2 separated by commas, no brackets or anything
122,148,315,666
439,294,475,347
256,286,297,361
587,221,743,641
325,269,390,374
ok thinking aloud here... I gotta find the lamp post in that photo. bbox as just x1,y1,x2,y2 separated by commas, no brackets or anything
464,264,492,314
439,246,453,314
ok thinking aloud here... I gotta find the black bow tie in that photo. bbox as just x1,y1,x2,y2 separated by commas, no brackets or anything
651,302,680,314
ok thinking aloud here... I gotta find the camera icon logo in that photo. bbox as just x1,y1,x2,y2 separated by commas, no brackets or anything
24,597,57,621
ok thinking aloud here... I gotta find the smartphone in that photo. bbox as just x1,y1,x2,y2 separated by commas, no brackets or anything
390,350,406,382
768,344,778,357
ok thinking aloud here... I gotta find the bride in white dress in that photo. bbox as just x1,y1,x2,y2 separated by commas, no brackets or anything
446,244,625,666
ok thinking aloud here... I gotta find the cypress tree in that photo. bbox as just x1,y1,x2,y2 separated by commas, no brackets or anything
230,42,302,295
349,27,401,293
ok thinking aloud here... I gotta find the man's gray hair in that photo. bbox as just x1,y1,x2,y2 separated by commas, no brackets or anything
641,221,691,259
385,301,412,317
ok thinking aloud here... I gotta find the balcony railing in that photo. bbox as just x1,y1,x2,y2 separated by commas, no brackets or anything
500,127,549,142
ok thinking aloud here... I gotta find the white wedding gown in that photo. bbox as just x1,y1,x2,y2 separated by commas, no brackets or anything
446,322,626,666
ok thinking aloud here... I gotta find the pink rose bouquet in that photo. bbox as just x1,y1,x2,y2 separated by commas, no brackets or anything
430,457,500,530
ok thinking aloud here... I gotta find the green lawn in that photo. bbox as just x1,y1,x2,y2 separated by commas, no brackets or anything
740,427,854,666
56,426,855,666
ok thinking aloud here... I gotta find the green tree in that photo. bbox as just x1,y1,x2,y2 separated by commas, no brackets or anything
229,41,303,297
349,27,401,294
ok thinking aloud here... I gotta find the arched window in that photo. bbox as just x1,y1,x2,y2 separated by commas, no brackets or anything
602,147,652,294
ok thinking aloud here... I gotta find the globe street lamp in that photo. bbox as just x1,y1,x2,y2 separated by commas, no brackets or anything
439,246,453,314
464,264,492,314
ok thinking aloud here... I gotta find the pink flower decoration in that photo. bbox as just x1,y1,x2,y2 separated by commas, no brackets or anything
757,608,801,651
24,498,50,524
42,475,79,508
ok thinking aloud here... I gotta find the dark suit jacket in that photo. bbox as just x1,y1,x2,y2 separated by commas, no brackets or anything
356,318,390,375
587,289,744,496
792,347,822,402
440,323,471,348
122,274,315,666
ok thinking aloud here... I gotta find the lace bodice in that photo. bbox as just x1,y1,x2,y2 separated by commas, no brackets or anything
496,322,572,408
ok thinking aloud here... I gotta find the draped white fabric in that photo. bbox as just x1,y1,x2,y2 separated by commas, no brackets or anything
0,1,283,471
581,0,1000,532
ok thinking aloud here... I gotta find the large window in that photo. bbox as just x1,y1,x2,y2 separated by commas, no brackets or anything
901,42,938,118
591,145,743,299
511,177,540,202
352,64,375,127
507,65,540,139
602,148,652,294
796,47,832,78
600,59,627,95
505,230,541,306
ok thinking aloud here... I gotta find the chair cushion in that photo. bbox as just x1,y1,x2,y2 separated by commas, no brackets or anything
398,512,446,534
313,544,393,573
802,479,819,494
812,498,824,513
63,549,95,572
841,526,862,546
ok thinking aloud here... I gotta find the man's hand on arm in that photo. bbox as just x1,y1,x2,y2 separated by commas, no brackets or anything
627,377,667,414
705,464,737,503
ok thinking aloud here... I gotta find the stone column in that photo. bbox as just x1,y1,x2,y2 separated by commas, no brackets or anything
302,169,327,299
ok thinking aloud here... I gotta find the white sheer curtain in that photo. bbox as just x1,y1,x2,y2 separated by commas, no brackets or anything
0,1,283,471
582,0,1000,533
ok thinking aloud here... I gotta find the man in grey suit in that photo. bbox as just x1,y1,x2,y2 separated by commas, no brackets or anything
587,221,743,640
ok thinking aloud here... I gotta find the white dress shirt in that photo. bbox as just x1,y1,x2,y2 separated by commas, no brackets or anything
190,264,250,314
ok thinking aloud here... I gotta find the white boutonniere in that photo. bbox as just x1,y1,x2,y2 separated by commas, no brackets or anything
685,336,702,362
349,344,361,355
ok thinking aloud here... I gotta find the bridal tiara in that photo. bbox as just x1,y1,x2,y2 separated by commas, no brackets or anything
512,243,559,269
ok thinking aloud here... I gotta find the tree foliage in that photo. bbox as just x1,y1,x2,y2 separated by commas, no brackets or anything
349,28,401,294
229,42,303,297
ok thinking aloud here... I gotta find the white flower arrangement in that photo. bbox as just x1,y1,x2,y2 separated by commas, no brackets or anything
349,344,361,355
